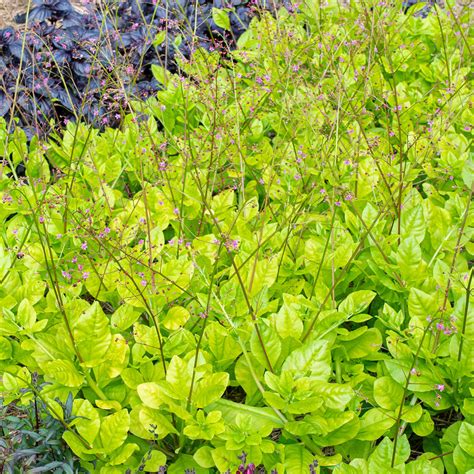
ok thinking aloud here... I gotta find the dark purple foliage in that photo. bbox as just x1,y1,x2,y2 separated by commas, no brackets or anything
0,0,291,136
0,0,436,137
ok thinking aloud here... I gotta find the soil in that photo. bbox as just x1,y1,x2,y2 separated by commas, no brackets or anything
0,0,29,28
0,0,89,28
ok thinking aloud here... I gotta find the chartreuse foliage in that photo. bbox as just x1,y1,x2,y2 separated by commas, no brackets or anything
0,1,473,472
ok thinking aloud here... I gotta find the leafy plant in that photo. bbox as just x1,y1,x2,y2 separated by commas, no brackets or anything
0,0,473,472
0,391,85,473
0,0,288,136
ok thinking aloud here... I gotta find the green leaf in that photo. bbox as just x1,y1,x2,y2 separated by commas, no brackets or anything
459,422,474,457
143,450,167,471
137,382,168,409
72,399,100,445
454,445,474,472
400,205,425,243
151,64,168,86
284,444,315,474
250,321,281,371
109,443,139,466
194,446,215,468
139,406,177,437
43,359,84,388
281,339,331,381
341,328,382,359
251,119,264,138
408,288,439,320
121,368,144,389
411,410,434,436
275,301,304,339
396,237,423,282
234,354,263,398
162,306,190,330
401,404,423,423
368,436,410,470
339,291,376,316
206,323,242,366
17,298,36,330
74,302,111,368
208,398,284,429
212,7,231,31
373,376,404,411
111,304,141,331
357,408,396,441
384,359,438,393
62,431,92,458
246,255,279,297
166,355,191,395
153,30,167,47
0,336,12,360
405,455,442,473
319,413,360,446
192,372,229,408
310,381,354,410
98,409,130,453
168,454,209,474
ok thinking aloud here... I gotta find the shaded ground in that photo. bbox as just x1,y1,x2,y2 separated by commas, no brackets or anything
0,0,29,28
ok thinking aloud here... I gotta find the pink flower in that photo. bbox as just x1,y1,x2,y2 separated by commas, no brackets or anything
140,279,147,287
82,272,90,280
39,216,45,223
81,242,88,250
436,384,445,392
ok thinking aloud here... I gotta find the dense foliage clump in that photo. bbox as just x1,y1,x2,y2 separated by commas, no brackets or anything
0,0,473,472
0,0,289,136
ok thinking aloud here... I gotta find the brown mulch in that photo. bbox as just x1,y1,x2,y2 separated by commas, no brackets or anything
0,0,30,28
